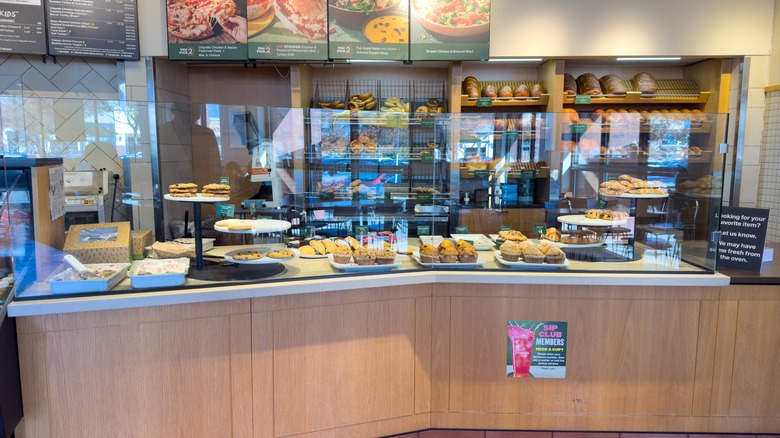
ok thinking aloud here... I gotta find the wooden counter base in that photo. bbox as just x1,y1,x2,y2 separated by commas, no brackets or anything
14,283,780,437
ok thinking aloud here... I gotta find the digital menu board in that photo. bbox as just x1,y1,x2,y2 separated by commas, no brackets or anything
247,0,327,60
167,0,247,61
409,0,490,61
45,0,139,59
328,0,408,61
0,0,46,54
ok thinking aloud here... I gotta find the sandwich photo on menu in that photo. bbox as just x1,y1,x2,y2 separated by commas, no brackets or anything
273,0,328,40
166,0,247,43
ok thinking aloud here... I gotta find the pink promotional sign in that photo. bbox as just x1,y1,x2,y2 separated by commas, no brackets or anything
507,320,568,379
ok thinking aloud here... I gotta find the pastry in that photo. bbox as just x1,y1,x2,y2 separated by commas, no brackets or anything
513,84,530,97
563,73,577,96
544,228,561,242
522,246,545,264
231,250,263,260
498,230,527,242
419,244,439,263
345,236,360,251
458,245,478,263
439,246,459,263
352,247,376,265
375,250,396,265
499,240,522,262
309,240,326,255
633,72,658,94
299,245,316,256
437,239,455,252
497,85,513,98
331,246,353,264
544,247,566,264
481,84,497,98
227,222,252,231
585,209,602,219
530,83,545,97
321,239,338,254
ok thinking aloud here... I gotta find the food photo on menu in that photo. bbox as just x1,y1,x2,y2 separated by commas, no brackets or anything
166,0,248,44
247,0,328,46
327,0,408,47
409,0,491,60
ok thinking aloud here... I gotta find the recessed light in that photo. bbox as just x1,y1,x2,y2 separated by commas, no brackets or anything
616,57,681,62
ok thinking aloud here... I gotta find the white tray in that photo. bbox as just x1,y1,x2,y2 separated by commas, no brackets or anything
214,219,291,234
224,247,299,264
536,237,606,249
558,214,627,227
298,251,329,259
599,192,669,199
48,263,130,294
450,234,495,251
495,251,570,269
128,258,190,288
164,193,229,203
327,254,402,271
412,251,486,268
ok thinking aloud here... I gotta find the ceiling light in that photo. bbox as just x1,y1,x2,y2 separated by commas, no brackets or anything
616,57,681,62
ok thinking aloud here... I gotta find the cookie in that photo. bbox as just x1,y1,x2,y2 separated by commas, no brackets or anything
232,250,263,260
267,249,295,259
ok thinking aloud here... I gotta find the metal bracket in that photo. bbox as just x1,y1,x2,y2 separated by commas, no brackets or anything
719,143,729,154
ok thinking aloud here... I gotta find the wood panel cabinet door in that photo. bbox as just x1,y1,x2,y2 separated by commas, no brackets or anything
459,209,545,236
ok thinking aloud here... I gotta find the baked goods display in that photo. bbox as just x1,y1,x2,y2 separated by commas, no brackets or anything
598,175,668,196
168,183,198,197
676,175,722,195
202,183,230,197
584,209,629,221
348,92,377,111
543,227,561,242
461,76,546,103
380,97,410,113
224,247,298,264
267,249,296,259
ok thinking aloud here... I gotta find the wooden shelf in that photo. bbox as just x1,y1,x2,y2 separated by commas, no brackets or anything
461,94,550,108
563,91,710,106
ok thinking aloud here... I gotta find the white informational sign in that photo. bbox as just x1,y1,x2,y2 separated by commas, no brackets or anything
49,166,65,221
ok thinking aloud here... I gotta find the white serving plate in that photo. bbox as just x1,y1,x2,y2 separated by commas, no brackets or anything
536,238,606,249
224,247,299,264
412,251,486,268
214,219,292,234
327,254,402,271
164,193,229,203
298,251,329,259
449,234,494,251
558,214,627,227
128,258,190,288
495,251,570,269
48,263,130,294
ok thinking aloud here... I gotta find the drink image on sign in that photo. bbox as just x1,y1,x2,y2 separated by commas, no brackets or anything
508,324,535,377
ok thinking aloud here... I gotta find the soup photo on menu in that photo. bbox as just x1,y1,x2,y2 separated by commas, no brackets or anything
327,0,409,60
409,0,491,60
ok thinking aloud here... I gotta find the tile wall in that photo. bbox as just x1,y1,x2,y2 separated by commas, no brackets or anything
760,89,780,242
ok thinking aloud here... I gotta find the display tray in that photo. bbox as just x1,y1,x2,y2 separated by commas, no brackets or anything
223,247,299,264
47,263,130,294
419,235,493,251
558,214,627,227
537,237,606,249
214,219,291,234
494,251,570,269
128,258,190,288
599,192,669,199
164,193,230,203
327,254,403,271
298,252,329,259
412,251,486,268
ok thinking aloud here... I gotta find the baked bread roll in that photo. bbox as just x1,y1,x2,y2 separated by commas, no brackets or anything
633,72,658,94
600,74,627,95
497,85,513,98
576,73,603,95
513,84,530,97
530,83,545,97
481,84,497,98
463,76,480,98
563,73,577,96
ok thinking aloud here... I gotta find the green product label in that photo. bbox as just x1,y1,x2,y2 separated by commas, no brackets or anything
249,201,257,215
417,225,431,236
319,193,334,201
520,170,537,179
598,199,608,209
455,226,469,234
416,193,433,204
500,225,513,231
257,215,271,220
474,170,490,180
355,226,369,235
421,153,435,163
574,95,592,104
476,97,493,107
570,124,588,135
216,203,235,217
297,227,313,237
505,131,519,143
534,224,547,236
220,176,230,186
421,118,435,128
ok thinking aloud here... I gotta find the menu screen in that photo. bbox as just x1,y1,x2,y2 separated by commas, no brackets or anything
0,0,46,55
247,0,327,60
409,0,490,61
167,0,248,61
328,0,408,61
45,0,139,59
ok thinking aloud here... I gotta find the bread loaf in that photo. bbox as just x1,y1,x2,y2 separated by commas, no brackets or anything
513,84,530,97
576,73,603,95
633,72,658,94
563,73,577,96
530,83,545,97
463,76,480,98
600,74,627,95
497,85,513,98
481,84,497,97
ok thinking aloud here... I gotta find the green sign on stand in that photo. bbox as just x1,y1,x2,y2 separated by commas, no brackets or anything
534,224,547,236
355,226,369,235
417,225,431,236
249,201,257,215
570,124,588,135
598,199,608,209
421,153,435,163
421,118,435,129
416,193,433,204
220,176,230,186
574,95,592,104
500,225,513,231
474,170,490,180
520,170,537,179
455,226,469,234
476,97,493,107
216,203,235,217
505,131,519,143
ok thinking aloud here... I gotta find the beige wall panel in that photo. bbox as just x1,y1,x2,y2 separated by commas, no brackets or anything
17,299,250,333
458,208,545,237
252,285,430,312
728,300,780,417
692,301,720,416
710,300,739,416
42,317,236,437
446,296,701,416
188,67,292,106
231,314,254,438
15,333,51,438
431,412,711,432
273,299,417,436
252,311,274,438
435,284,715,302
415,297,433,415
430,296,451,413
720,284,780,301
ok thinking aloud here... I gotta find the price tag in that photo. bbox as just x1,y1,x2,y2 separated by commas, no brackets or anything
570,124,588,135
505,130,519,143
249,201,257,215
474,170,490,180
421,118,435,128
455,226,469,234
597,199,608,209
534,223,547,236
500,225,513,231
520,170,537,179
421,152,435,163
417,225,430,236
355,225,369,235
476,97,493,107
574,95,592,104
416,193,433,204
220,176,230,186
216,203,235,217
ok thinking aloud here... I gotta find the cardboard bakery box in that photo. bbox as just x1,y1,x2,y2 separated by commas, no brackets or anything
64,222,132,265
131,230,153,260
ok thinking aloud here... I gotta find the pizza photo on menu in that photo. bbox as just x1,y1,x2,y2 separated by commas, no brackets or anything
166,0,247,42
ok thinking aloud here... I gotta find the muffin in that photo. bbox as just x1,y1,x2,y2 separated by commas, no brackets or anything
438,239,455,253
536,241,552,255
455,239,474,251
440,246,460,263
499,240,523,262
375,249,397,265
352,247,376,265
331,245,353,264
458,245,478,263
419,244,439,263
522,246,545,264
544,246,567,264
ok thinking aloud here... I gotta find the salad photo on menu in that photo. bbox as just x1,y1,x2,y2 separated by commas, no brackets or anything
166,0,249,59
247,0,329,60
409,0,491,60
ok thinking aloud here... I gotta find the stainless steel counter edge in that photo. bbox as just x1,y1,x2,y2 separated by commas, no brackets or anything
7,272,731,317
